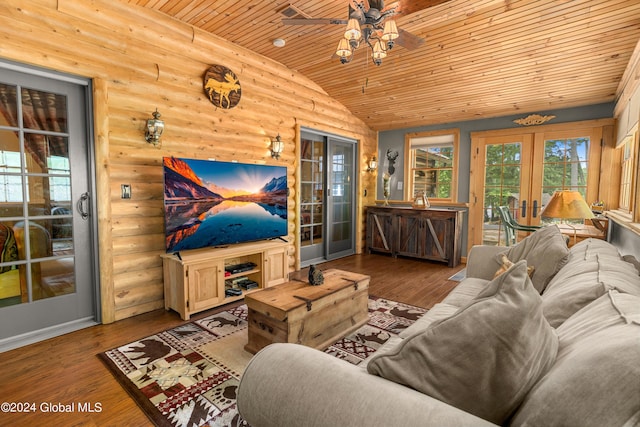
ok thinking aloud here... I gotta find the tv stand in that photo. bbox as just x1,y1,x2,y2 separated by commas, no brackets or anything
161,240,289,320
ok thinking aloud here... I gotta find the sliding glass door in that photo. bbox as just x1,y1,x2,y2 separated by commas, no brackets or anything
300,130,356,266
327,138,355,260
300,132,325,263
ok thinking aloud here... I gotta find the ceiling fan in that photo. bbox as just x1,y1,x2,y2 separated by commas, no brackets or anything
282,0,435,65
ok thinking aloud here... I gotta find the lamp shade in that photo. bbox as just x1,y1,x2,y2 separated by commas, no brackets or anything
382,20,399,41
336,38,353,58
344,18,362,41
372,40,387,60
541,190,595,220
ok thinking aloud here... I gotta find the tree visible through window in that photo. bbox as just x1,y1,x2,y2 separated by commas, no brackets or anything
542,137,589,197
540,137,590,223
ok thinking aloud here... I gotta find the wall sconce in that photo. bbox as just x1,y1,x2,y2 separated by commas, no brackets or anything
145,109,164,147
271,134,284,159
366,156,378,172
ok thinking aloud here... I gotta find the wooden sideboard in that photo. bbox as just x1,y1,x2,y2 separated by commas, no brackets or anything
366,206,464,267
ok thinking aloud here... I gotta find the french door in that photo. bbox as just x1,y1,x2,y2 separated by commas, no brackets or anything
469,123,603,247
0,62,97,350
300,130,356,266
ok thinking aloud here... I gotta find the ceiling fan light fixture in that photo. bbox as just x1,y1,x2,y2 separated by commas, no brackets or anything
382,20,399,41
336,38,353,56
372,40,387,65
344,18,362,41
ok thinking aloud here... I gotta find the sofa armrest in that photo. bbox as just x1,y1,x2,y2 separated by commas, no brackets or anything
237,343,497,427
465,245,505,280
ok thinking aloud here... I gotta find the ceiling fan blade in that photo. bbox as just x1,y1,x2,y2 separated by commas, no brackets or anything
282,18,348,25
395,28,425,50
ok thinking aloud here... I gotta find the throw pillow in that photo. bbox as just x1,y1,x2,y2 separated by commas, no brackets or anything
511,290,640,427
367,260,558,425
499,224,569,293
542,243,640,328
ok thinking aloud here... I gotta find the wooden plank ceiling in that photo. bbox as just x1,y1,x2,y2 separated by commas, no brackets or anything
123,0,640,131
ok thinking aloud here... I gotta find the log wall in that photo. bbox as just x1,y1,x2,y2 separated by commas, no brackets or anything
0,0,377,322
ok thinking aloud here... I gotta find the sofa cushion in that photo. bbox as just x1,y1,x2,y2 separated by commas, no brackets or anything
622,254,640,275
440,277,489,308
398,302,460,339
541,240,640,327
367,260,558,425
511,290,640,427
499,225,569,293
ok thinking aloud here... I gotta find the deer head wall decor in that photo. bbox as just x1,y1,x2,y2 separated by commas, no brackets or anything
386,148,399,175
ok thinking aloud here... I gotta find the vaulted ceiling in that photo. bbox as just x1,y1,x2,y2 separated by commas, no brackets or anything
123,0,640,131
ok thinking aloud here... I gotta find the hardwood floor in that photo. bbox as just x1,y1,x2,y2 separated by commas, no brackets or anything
0,253,464,427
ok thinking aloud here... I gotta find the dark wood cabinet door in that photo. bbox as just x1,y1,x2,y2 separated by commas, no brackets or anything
422,214,452,262
366,210,394,254
396,213,422,258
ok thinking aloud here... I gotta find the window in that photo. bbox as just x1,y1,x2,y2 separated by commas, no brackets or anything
404,129,459,202
619,134,635,212
0,150,24,202
48,155,71,202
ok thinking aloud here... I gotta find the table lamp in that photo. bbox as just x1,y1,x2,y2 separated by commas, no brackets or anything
541,190,595,244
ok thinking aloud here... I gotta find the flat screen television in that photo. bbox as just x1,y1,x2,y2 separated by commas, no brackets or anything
163,157,288,253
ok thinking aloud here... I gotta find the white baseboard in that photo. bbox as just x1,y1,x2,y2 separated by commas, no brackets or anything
0,317,98,353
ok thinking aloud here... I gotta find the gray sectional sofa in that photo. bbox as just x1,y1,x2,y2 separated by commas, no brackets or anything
237,225,640,427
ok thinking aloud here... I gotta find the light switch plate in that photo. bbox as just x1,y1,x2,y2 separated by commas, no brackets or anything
121,184,131,199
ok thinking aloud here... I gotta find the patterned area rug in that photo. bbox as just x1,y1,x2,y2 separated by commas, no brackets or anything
98,296,427,427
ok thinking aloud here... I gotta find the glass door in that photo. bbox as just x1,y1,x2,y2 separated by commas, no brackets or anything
327,138,355,260
300,132,325,263
471,133,533,246
470,124,603,248
0,63,96,349
299,130,356,266
533,129,601,224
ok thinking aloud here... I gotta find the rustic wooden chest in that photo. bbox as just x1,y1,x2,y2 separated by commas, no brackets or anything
244,269,370,354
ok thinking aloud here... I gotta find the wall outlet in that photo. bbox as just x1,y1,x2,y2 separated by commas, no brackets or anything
397,181,403,190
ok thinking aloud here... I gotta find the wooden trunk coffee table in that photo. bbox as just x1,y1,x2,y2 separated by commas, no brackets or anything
244,269,370,354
